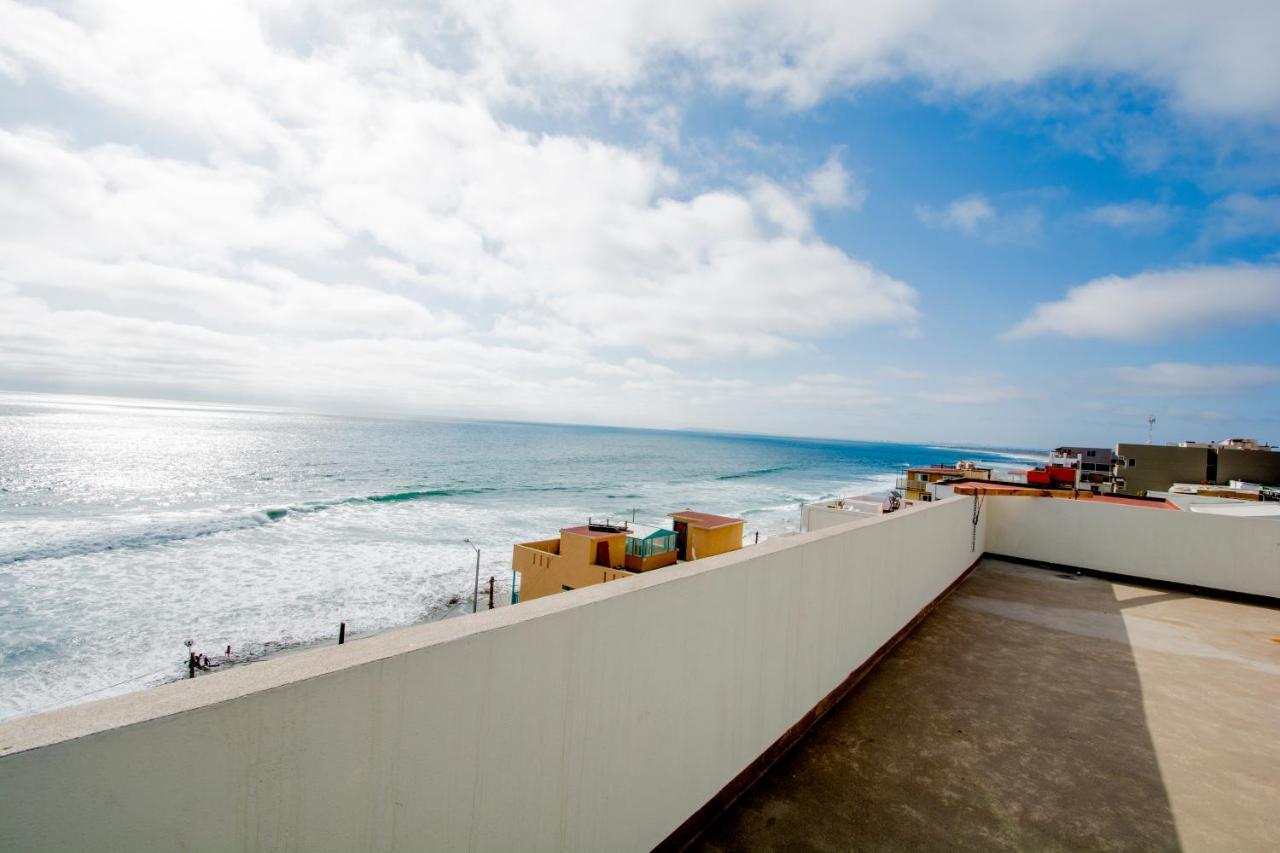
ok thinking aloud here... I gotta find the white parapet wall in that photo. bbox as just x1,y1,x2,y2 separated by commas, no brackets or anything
985,495,1280,599
0,496,985,853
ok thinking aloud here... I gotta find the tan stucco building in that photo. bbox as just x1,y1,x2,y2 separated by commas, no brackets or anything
512,511,743,602
512,525,633,602
898,463,992,502
669,510,744,561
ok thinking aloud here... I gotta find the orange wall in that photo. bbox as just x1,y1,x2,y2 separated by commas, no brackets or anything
689,523,743,559
513,532,629,601
560,531,626,569
624,549,678,572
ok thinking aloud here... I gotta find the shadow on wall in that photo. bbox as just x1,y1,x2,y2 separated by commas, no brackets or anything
694,560,1183,851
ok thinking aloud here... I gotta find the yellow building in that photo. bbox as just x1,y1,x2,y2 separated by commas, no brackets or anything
512,524,630,602
669,510,744,561
897,462,992,502
511,512,740,602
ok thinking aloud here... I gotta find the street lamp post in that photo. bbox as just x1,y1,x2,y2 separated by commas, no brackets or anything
464,539,481,613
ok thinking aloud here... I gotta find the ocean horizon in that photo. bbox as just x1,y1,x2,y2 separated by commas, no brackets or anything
0,391,1045,720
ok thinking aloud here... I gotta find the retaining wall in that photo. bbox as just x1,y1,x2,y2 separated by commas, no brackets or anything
985,495,1280,598
0,496,985,853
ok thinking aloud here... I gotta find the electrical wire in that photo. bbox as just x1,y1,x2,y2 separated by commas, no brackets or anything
21,667,170,716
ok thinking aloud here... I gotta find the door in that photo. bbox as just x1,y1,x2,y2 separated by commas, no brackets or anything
674,521,689,560
595,540,611,567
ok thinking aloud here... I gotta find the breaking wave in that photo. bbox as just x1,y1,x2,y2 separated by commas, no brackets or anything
715,465,792,481
0,486,507,566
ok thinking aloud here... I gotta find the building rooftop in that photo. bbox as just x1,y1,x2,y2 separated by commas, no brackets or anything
951,480,1178,508
908,465,993,475
694,558,1280,852
670,510,743,529
560,525,627,539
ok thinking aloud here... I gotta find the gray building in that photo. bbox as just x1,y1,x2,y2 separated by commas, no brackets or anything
1051,446,1116,486
1115,441,1280,495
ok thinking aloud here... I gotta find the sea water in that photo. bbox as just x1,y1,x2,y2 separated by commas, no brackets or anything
0,392,1044,720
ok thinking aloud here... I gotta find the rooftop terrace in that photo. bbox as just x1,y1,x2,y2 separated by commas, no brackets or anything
2,495,1276,851
695,558,1280,852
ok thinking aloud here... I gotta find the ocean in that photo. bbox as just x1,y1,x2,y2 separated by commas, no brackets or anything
0,392,1044,720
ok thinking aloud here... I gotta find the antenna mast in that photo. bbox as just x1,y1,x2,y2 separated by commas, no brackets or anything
1146,414,1156,444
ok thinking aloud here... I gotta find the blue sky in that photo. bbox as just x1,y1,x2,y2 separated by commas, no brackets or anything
0,1,1278,448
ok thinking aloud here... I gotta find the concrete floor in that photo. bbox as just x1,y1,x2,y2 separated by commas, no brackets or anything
695,558,1280,852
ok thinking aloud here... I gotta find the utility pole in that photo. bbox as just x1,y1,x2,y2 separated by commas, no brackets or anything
464,539,481,613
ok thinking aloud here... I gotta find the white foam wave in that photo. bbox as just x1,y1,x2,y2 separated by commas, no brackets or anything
925,445,1048,464
0,511,282,567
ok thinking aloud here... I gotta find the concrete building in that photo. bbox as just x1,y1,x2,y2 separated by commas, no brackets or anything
897,462,992,502
670,510,744,560
512,512,735,602
511,522,635,601
1048,446,1116,491
1116,439,1280,495
3,495,1278,852
802,494,900,532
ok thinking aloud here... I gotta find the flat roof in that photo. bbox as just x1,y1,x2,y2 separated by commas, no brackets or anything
670,510,744,529
1188,503,1280,518
908,465,992,475
949,481,1177,509
695,558,1280,851
560,525,627,539
1091,494,1178,510
951,480,1053,495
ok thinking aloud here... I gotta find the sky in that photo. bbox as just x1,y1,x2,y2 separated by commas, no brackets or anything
1,1,1278,449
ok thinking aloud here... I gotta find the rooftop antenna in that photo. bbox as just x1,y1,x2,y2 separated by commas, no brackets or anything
1146,414,1156,445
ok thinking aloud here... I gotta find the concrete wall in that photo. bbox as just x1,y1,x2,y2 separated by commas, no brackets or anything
0,497,985,853
513,540,632,601
985,496,1280,599
1217,448,1280,486
802,501,882,532
1117,443,1211,495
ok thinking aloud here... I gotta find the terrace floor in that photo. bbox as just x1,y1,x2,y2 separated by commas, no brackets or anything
694,558,1280,852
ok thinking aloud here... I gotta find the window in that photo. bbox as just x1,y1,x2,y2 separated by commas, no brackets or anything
1086,450,1096,457
1128,459,1137,467
561,584,575,591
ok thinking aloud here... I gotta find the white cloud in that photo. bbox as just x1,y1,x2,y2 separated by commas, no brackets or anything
0,129,343,264
1106,363,1280,396
916,385,1027,405
0,288,902,432
916,194,1042,244
1199,193,1280,245
805,152,865,210
0,0,1275,439
438,1,1280,123
918,195,995,235
1084,200,1177,233
0,1,921,401
1004,264,1280,341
